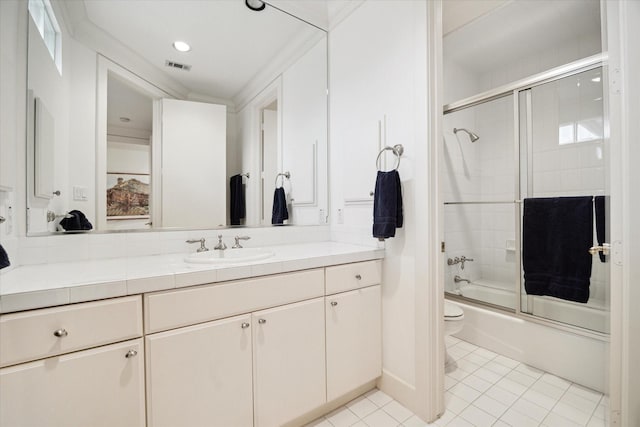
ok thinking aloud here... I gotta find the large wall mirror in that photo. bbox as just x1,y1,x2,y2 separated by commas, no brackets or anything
26,0,328,235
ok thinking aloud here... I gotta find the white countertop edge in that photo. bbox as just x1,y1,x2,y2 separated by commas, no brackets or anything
0,242,384,313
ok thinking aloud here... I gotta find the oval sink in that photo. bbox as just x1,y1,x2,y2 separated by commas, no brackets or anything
184,248,275,264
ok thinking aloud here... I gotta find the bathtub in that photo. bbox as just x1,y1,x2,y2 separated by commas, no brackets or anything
451,281,609,333
447,282,609,392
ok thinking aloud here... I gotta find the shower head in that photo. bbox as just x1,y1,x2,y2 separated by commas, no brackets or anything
453,128,480,142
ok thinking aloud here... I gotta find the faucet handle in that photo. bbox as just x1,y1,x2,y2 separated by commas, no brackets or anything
214,235,227,250
186,238,209,252
232,236,251,249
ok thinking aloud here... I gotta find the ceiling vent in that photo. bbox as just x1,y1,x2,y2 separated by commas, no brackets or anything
165,60,192,71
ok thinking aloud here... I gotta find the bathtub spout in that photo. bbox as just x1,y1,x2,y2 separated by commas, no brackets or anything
454,275,471,284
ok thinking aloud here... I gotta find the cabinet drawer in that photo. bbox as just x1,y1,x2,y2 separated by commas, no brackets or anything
325,260,382,294
145,269,324,333
0,296,142,367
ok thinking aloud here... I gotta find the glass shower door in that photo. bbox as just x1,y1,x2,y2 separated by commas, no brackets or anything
519,67,610,334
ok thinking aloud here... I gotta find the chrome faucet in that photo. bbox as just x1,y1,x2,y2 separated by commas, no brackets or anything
447,255,475,270
232,236,251,249
213,235,227,251
186,238,209,252
454,275,471,284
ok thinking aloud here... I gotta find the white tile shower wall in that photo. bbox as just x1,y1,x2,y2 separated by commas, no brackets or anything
15,226,330,266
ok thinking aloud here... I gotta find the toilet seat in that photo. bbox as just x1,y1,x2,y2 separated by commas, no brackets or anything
444,300,464,320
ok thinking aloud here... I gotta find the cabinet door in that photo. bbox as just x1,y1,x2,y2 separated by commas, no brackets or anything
0,339,145,427
145,314,253,427
326,285,381,401
253,297,326,427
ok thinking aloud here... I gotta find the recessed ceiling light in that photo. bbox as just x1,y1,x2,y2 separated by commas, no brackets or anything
119,117,131,123
245,0,266,11
172,41,191,52
591,77,601,82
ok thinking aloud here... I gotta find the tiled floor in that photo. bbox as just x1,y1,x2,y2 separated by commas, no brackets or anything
306,336,608,427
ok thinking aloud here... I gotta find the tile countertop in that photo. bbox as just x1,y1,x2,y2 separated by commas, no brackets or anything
0,242,384,314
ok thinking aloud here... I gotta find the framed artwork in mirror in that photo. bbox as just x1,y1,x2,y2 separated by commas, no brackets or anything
106,173,150,219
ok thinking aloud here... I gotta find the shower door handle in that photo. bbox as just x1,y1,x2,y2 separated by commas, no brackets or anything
588,243,610,255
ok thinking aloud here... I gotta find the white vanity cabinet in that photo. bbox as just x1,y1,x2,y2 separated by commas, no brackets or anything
253,298,326,427
0,296,145,427
325,261,382,401
145,314,254,427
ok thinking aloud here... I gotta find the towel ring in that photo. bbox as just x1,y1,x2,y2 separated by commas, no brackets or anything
376,144,404,172
275,171,291,188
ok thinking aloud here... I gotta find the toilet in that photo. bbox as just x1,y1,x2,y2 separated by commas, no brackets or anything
444,300,464,336
444,300,465,370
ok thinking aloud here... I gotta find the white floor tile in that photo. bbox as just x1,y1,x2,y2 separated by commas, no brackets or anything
493,355,519,369
445,392,471,415
586,416,606,427
383,400,414,423
484,385,520,407
446,336,462,346
560,390,599,415
471,348,498,360
511,397,550,422
496,377,528,396
455,341,479,353
551,401,592,425
542,411,584,427
459,405,496,427
505,370,537,388
456,359,482,375
351,422,368,427
445,374,459,390
444,416,474,427
567,384,603,403
483,360,513,376
472,395,509,418
367,389,394,407
529,378,566,400
402,415,430,427
363,409,401,427
325,407,360,427
347,396,379,419
305,417,332,426
515,363,544,379
492,421,511,427
461,374,492,393
447,367,470,382
500,407,540,427
591,403,607,420
521,388,560,411
449,382,482,403
472,367,503,384
433,410,457,426
462,352,491,367
448,345,472,360
539,373,571,391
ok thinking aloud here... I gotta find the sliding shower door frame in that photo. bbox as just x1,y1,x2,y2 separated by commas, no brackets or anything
443,54,609,341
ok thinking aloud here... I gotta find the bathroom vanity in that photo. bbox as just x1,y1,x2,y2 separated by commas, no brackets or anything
0,242,383,427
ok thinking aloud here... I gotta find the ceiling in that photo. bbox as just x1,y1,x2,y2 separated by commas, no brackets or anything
80,0,323,101
107,74,153,133
444,0,601,74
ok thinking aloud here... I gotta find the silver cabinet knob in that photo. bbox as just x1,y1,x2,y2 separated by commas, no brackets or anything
355,274,362,280
258,318,267,324
53,329,68,338
330,301,338,307
241,322,250,329
125,350,138,358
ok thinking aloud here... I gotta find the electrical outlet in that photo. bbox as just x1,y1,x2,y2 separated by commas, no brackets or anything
318,209,325,224
337,208,344,224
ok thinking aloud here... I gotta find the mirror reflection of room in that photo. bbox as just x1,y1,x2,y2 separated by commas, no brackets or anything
25,0,328,234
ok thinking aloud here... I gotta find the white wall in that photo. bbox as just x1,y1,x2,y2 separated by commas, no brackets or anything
329,0,435,419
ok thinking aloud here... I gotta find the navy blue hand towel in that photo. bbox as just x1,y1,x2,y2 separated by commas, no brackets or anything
523,196,593,303
373,170,403,240
271,187,289,225
0,244,10,270
59,210,93,231
230,174,246,226
594,196,607,263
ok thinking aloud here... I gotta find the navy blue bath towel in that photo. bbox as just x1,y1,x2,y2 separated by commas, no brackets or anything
229,174,246,226
594,196,607,263
59,210,93,231
523,196,593,303
373,170,403,240
271,187,289,225
0,243,10,270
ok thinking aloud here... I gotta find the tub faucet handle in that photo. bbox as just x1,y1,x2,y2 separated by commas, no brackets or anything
459,255,474,270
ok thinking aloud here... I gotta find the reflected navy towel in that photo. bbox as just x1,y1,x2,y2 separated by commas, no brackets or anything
271,187,289,225
595,196,607,263
523,196,593,303
230,174,246,226
59,210,93,231
373,170,403,240
0,244,10,270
